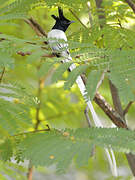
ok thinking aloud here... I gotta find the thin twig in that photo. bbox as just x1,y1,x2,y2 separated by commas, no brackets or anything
34,79,42,130
109,80,124,118
27,161,33,180
118,19,123,28
69,9,87,29
123,101,133,115
96,70,106,92
0,67,5,84
24,17,48,38
10,128,50,137
87,1,93,27
17,51,31,56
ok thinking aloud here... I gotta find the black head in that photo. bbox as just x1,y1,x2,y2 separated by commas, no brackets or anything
51,7,74,32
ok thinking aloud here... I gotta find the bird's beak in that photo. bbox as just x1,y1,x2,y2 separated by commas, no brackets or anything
69,21,75,24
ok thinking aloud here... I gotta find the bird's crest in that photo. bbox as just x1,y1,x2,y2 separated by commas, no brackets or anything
51,7,70,22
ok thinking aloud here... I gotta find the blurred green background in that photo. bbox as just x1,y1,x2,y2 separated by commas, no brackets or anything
0,0,135,179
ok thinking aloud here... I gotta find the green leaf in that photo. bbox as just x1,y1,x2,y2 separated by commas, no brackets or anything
64,64,88,90
19,127,135,173
0,139,13,161
26,50,44,64
0,51,14,68
109,49,135,103
0,83,35,135
37,61,55,77
0,13,27,21
86,70,102,100
19,129,93,172
52,62,72,83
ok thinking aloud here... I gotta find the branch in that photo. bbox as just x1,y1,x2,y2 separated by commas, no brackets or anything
79,74,126,128
80,73,127,128
126,153,135,176
0,67,5,84
27,161,33,180
109,80,124,118
24,17,47,38
94,92,128,129
69,9,87,29
123,101,133,115
17,51,31,56
10,128,50,137
95,0,106,27
96,70,106,92
125,0,135,13
87,1,93,27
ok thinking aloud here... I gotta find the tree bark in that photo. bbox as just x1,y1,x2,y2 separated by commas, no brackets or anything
125,0,135,13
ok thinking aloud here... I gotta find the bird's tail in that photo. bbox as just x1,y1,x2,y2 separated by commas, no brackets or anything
67,62,118,177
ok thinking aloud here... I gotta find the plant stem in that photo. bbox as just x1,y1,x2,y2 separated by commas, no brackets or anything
69,9,87,29
109,80,124,119
123,101,133,115
0,67,5,84
94,92,128,128
27,65,44,180
27,161,33,180
87,1,93,28
24,17,47,37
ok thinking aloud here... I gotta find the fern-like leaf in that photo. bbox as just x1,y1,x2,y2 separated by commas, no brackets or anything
0,83,35,135
19,127,135,173
52,62,72,83
64,64,88,90
0,139,13,161
86,70,102,100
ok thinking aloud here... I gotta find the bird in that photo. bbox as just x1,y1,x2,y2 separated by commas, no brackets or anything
48,7,74,59
48,7,117,176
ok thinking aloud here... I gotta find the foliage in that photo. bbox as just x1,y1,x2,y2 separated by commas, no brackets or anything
17,128,135,173
0,0,135,179
0,82,35,136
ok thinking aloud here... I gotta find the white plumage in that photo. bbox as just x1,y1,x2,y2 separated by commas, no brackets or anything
48,29,69,58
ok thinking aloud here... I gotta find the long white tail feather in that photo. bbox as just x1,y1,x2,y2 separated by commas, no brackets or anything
110,149,118,176
67,58,118,177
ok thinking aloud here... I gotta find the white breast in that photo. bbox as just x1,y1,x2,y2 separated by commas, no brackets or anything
48,29,67,41
48,29,69,56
